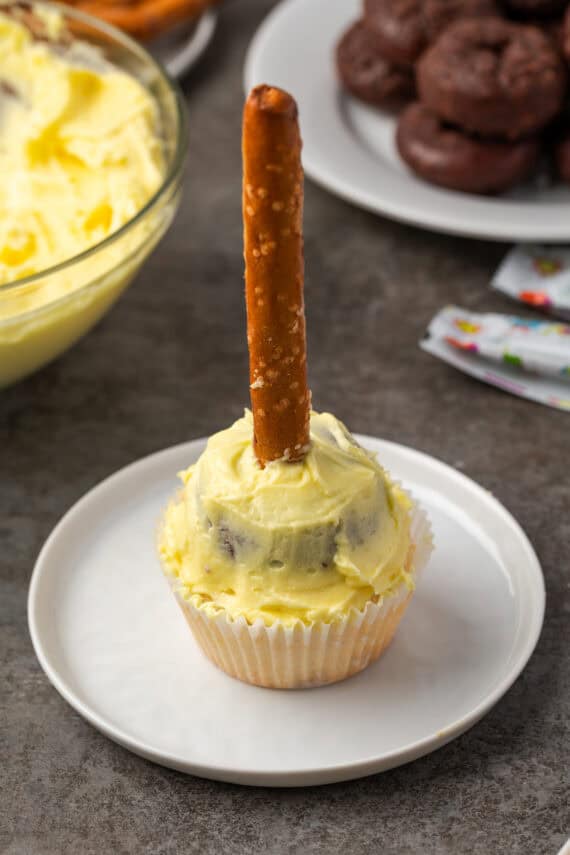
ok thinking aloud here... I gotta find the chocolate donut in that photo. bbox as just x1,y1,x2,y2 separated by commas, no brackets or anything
363,0,425,66
423,0,502,42
363,0,501,66
503,13,566,54
336,20,415,108
417,18,566,139
396,102,540,193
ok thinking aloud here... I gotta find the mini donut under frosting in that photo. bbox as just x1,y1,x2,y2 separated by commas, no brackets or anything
159,410,413,627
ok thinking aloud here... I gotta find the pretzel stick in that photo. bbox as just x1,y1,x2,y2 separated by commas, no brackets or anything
74,0,214,40
243,85,311,466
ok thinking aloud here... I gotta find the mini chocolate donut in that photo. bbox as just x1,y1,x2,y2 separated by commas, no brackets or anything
363,0,501,66
417,18,566,139
336,20,415,108
363,0,425,66
503,0,567,19
396,102,540,193
423,0,502,42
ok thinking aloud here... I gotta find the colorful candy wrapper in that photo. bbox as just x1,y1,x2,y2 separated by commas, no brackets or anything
421,306,570,412
492,246,570,320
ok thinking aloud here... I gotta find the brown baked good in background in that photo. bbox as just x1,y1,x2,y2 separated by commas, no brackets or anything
423,0,501,41
363,0,500,66
336,20,415,107
363,0,425,66
333,1,570,195
503,14,566,55
396,102,540,193
417,18,566,139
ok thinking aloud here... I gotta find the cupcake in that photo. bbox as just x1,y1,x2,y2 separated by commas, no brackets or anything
158,85,432,689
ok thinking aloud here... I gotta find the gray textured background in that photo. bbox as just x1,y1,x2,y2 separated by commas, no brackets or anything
1,1,569,852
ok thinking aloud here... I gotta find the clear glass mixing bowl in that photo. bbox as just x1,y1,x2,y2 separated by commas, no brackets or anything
0,2,187,387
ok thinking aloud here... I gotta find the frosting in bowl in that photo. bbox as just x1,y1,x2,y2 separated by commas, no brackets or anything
159,411,413,626
0,9,164,293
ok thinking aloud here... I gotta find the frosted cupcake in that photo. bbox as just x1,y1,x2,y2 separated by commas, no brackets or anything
158,85,432,688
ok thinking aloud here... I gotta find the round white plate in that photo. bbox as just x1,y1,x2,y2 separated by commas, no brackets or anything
151,10,217,80
28,437,544,787
244,0,570,242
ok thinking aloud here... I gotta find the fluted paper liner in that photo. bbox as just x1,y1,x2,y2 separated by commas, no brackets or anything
163,499,432,689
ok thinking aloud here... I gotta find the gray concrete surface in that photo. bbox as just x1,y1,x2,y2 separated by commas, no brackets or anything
1,1,569,852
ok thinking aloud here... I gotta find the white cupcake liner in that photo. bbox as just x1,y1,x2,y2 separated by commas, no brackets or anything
164,498,433,690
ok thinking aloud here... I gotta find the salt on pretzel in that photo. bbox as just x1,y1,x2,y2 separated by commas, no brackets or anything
243,85,311,466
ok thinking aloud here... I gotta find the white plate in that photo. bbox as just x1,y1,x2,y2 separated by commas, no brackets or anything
244,0,570,243
28,437,544,787
151,10,217,80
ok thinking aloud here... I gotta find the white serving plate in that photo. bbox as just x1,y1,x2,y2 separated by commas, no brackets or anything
28,436,544,786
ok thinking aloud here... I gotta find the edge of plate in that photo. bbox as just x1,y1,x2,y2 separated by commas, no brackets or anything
156,9,218,79
27,437,545,787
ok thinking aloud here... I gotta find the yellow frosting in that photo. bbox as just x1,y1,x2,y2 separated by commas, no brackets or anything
160,411,414,627
0,10,163,292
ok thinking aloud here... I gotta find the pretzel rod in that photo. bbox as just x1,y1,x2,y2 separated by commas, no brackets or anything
73,0,214,40
243,85,311,466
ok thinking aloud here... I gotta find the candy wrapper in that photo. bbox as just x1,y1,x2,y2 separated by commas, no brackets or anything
421,306,570,412
493,246,570,320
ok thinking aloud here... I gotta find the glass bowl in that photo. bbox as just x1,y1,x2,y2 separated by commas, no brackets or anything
0,2,187,388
